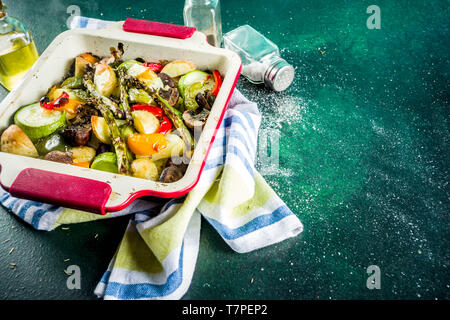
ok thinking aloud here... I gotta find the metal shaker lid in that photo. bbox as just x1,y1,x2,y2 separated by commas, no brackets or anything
263,57,295,92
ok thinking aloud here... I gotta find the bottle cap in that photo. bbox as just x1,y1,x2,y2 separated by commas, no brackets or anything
0,1,6,19
264,58,295,92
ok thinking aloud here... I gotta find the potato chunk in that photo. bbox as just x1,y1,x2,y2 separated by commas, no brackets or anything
1,125,38,157
131,158,159,181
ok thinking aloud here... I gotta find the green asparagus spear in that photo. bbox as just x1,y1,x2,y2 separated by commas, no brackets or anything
84,79,124,119
117,68,133,125
155,90,195,154
96,103,131,174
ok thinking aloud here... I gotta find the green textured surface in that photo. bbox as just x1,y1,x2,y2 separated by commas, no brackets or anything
0,0,449,300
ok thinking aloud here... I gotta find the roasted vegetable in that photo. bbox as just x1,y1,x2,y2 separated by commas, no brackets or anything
182,109,210,130
131,110,160,134
74,53,98,77
61,76,84,89
155,91,195,154
94,103,131,174
72,161,90,168
130,105,172,135
195,92,212,110
119,125,135,142
150,133,185,161
70,104,98,126
84,79,123,119
41,90,83,119
159,165,185,183
131,158,159,180
62,124,91,146
69,146,96,163
48,87,86,103
91,116,129,144
158,72,175,88
127,133,167,157
183,82,203,111
144,62,164,73
178,70,211,97
159,87,180,107
14,102,66,141
117,60,147,75
94,64,117,97
90,152,118,173
161,59,196,78
91,115,112,144
128,88,153,104
44,150,73,164
80,53,99,65
211,70,222,96
1,125,39,157
100,43,124,66
35,132,69,156
117,68,133,124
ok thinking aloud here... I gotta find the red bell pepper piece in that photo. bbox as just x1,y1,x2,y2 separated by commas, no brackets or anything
130,104,164,117
143,62,164,73
157,115,172,135
211,70,222,96
40,91,69,110
130,104,173,134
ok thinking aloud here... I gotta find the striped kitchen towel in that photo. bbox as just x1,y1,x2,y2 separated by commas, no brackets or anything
0,17,303,300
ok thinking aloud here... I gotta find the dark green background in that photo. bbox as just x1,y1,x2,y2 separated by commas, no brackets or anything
0,0,449,300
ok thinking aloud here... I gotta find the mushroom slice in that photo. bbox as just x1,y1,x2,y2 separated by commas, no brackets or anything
62,124,92,146
182,109,210,130
44,151,73,164
205,90,216,107
195,92,211,110
159,87,180,107
100,43,125,65
159,164,186,183
158,72,175,88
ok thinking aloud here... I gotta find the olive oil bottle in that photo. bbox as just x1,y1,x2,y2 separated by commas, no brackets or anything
0,1,38,91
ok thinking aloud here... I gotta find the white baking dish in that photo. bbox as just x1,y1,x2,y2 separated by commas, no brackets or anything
0,19,241,214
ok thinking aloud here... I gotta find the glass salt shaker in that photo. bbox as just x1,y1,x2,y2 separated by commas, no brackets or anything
0,0,39,91
223,25,295,92
183,0,223,47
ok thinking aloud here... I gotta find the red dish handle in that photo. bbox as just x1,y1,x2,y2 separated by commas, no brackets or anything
8,168,112,215
123,18,196,39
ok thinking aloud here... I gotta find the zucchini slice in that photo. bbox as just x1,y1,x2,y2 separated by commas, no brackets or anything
14,102,66,141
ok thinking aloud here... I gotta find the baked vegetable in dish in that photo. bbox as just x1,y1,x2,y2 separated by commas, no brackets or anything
0,44,223,183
